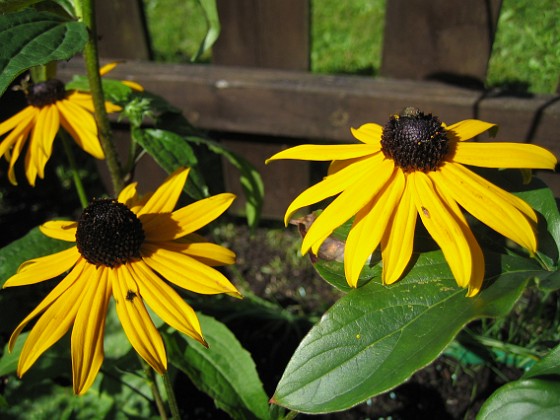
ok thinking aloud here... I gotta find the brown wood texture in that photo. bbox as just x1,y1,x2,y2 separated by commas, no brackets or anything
95,0,152,60
381,0,503,86
212,0,311,218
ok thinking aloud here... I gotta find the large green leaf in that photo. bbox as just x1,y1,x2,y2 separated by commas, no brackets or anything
523,343,560,379
0,226,73,287
132,128,208,200
477,379,560,419
166,314,271,420
272,251,541,414
0,10,87,96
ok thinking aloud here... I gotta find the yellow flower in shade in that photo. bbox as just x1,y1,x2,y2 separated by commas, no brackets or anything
0,76,121,186
3,168,240,394
267,107,557,297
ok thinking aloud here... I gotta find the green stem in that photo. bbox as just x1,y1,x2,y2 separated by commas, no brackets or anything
80,0,124,194
163,371,181,420
138,356,168,420
284,410,299,420
60,132,89,208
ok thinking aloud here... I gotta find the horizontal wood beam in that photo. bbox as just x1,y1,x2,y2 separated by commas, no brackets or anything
58,60,559,195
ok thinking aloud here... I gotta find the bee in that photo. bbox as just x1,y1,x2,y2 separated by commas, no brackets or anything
126,290,137,302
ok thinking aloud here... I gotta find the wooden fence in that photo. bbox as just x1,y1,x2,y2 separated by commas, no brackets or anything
59,0,560,220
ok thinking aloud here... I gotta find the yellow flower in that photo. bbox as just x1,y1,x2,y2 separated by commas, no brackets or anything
0,75,121,186
3,168,240,394
99,62,144,91
267,107,557,297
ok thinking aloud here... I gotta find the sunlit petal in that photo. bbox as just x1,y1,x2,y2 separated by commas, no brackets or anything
137,168,190,216
17,270,88,377
175,240,236,266
72,267,111,394
7,123,32,185
40,220,77,242
113,264,167,374
0,106,36,137
350,123,384,145
446,119,496,141
266,143,379,163
434,163,537,253
453,141,557,169
345,170,405,287
30,105,59,179
57,100,105,159
4,247,80,287
302,158,395,254
284,154,384,225
409,171,473,287
381,176,417,284
8,260,87,352
143,193,235,241
142,243,241,297
130,260,206,345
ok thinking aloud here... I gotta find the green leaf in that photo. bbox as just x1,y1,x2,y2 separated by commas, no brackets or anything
0,226,73,287
0,10,87,96
523,343,560,379
166,313,271,420
478,379,560,419
272,251,539,414
192,0,220,62
186,135,264,229
132,128,208,200
0,331,28,376
65,74,135,104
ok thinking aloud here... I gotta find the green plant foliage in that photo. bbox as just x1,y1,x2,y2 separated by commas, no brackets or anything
477,379,560,419
191,0,220,61
0,226,73,287
272,250,543,413
0,10,87,96
523,343,560,379
166,314,271,420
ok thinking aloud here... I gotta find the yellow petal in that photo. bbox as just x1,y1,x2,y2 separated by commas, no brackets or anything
121,80,144,91
72,266,111,394
4,246,80,287
99,62,118,76
57,99,106,159
113,264,167,374
8,260,87,352
432,177,485,295
434,163,537,253
17,269,88,377
30,105,59,179
284,154,383,225
409,171,473,287
172,240,236,266
129,260,206,345
141,243,241,297
452,141,557,170
446,119,497,141
6,123,32,185
40,220,77,242
0,106,36,137
302,158,396,254
381,177,418,284
118,181,139,207
66,92,122,113
350,123,384,145
345,169,405,287
137,168,190,216
266,143,379,163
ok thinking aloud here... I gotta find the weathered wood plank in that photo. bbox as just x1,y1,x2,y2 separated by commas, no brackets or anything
381,0,502,86
95,0,152,60
213,0,310,70
58,60,559,195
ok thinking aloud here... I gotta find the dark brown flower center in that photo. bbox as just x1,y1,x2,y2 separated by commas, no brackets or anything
76,199,145,268
381,107,449,172
26,79,67,107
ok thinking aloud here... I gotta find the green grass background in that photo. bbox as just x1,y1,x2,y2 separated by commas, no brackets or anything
143,0,559,94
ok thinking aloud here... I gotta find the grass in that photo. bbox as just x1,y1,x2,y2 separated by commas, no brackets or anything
143,0,559,94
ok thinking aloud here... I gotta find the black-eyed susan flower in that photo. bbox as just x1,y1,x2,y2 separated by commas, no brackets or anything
3,168,240,394
267,107,557,297
0,73,121,186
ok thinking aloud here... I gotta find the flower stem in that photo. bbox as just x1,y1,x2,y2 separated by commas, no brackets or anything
138,356,168,420
80,0,124,194
60,132,89,208
163,371,181,420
